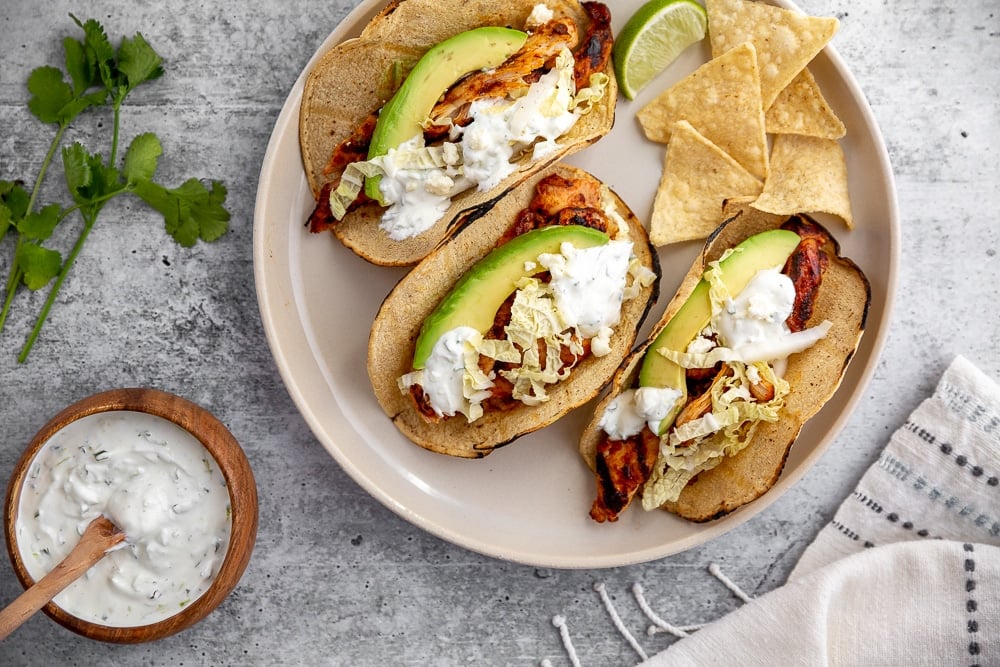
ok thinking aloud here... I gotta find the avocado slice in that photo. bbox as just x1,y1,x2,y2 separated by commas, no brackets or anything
412,225,610,369
364,26,529,204
638,229,802,433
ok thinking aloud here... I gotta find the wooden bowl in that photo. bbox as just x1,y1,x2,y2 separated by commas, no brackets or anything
3,388,258,643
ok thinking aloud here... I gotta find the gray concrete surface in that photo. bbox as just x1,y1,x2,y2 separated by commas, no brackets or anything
0,0,998,664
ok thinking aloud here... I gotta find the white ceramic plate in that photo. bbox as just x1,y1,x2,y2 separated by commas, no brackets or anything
253,0,899,568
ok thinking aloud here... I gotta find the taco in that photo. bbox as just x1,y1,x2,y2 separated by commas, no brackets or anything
300,0,617,266
580,202,870,522
368,164,659,458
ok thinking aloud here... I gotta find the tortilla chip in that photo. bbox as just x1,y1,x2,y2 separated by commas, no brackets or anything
637,42,769,180
650,120,764,246
766,67,846,139
752,133,853,228
706,0,839,110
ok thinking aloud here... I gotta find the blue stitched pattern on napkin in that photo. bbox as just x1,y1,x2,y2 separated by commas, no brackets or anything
791,355,1000,579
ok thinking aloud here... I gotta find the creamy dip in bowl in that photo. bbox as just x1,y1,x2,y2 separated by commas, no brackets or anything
3,389,257,643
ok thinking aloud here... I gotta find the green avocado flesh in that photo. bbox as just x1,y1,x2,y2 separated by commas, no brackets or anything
412,224,610,369
637,229,802,434
364,26,529,204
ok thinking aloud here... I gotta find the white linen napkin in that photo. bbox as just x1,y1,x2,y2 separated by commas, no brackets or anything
640,355,1000,666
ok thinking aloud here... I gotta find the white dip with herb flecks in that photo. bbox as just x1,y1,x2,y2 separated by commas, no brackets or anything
16,411,231,626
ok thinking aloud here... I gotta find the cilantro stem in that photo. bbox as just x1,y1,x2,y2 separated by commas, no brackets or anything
110,103,122,166
18,211,98,363
18,93,127,360
0,264,23,334
0,123,68,335
28,123,69,214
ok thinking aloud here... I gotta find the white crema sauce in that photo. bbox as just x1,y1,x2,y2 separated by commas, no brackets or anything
16,411,232,626
712,267,832,364
421,326,481,418
378,56,580,240
539,240,633,355
599,386,684,441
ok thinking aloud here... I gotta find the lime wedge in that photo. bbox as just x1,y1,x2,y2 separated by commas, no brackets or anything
613,0,708,100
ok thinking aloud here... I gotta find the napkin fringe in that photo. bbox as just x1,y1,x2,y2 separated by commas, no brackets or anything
632,583,701,638
543,564,751,666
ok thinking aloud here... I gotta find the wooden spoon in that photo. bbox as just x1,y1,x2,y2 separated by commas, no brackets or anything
0,515,124,639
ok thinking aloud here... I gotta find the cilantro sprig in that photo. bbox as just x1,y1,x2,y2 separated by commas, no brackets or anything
0,15,230,362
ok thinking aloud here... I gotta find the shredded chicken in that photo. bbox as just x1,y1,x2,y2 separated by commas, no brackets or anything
530,172,603,216
674,366,730,429
496,172,613,245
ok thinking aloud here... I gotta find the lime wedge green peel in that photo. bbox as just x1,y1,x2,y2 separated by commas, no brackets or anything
613,0,708,100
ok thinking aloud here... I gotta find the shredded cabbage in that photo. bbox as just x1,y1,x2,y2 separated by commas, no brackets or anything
540,49,576,119
496,278,578,405
641,361,790,510
328,160,383,220
573,72,609,114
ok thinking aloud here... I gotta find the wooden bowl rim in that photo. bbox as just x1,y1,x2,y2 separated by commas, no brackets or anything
3,388,259,643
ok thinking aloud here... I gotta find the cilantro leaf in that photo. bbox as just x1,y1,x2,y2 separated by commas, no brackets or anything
71,15,116,92
118,33,164,91
123,132,162,184
27,33,108,127
61,142,93,194
133,178,230,247
0,181,30,221
0,182,29,242
62,142,124,206
63,36,95,95
17,204,62,241
27,66,74,124
16,243,63,290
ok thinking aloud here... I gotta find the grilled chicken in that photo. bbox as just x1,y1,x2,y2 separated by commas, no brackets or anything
572,2,614,92
426,18,580,133
781,216,831,332
590,427,660,523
